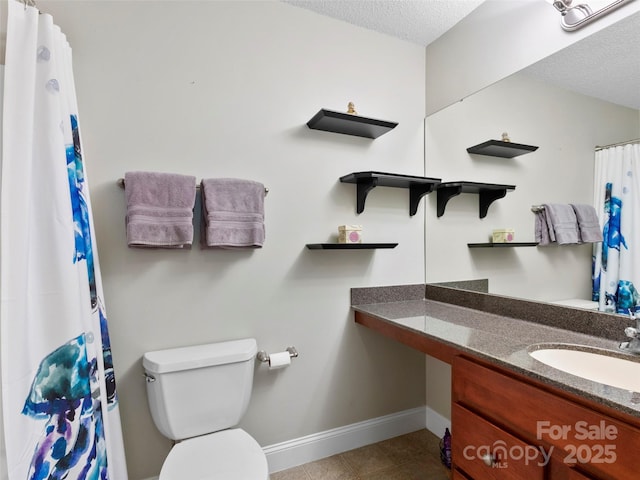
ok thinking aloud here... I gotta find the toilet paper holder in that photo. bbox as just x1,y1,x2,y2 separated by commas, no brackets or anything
257,346,298,364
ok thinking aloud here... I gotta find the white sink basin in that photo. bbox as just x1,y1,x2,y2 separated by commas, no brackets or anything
529,345,640,392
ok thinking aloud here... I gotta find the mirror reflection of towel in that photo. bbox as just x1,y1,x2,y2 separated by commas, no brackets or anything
535,204,582,246
535,203,603,246
535,211,552,246
543,203,580,245
200,178,265,249
570,204,603,243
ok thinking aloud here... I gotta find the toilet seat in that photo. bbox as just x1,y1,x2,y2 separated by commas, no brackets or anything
159,428,269,480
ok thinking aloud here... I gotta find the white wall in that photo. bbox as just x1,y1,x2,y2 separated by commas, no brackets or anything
425,72,640,302
0,64,7,480
27,1,428,478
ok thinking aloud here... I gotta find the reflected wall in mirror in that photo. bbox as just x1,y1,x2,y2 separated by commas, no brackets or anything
424,12,640,312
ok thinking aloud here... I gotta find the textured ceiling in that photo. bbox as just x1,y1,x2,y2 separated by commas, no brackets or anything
525,10,640,110
284,0,485,46
286,0,640,110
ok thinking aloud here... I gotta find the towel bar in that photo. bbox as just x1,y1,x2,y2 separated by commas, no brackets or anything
531,205,545,212
116,178,269,194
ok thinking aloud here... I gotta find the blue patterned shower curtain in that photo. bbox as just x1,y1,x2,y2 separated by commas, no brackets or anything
1,2,128,479
592,143,640,314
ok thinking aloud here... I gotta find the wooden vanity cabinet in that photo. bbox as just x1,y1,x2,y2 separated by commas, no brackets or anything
452,355,640,480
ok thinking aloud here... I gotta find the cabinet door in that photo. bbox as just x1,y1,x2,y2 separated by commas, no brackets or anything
452,468,472,479
452,404,545,479
547,450,600,480
453,355,639,480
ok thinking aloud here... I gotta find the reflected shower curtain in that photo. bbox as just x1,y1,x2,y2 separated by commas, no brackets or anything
592,143,640,314
1,2,128,479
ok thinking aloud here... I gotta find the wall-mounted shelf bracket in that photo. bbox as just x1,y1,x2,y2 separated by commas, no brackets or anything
340,171,441,216
436,181,515,218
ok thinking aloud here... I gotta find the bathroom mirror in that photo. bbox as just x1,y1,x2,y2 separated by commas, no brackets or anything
424,11,640,315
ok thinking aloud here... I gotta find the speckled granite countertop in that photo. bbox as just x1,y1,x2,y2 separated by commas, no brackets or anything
351,284,640,419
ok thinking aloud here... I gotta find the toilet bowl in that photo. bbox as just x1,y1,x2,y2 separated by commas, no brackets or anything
142,338,269,479
160,429,268,480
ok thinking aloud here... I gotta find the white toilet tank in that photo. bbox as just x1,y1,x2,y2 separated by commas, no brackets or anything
142,338,257,441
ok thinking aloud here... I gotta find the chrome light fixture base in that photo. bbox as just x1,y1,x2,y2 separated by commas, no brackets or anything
548,0,633,31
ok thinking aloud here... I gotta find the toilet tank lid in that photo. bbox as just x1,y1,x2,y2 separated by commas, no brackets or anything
143,338,257,374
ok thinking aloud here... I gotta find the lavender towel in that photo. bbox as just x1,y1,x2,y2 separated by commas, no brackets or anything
570,204,603,243
124,171,196,248
534,211,552,246
200,178,265,249
543,203,580,245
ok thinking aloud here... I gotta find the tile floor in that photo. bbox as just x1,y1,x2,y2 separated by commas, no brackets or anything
270,429,452,480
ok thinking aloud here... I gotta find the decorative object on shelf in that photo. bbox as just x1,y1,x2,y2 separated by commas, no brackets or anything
468,242,538,248
305,243,397,250
466,139,538,158
340,171,441,216
501,132,511,142
346,102,357,115
306,109,397,139
338,225,363,244
492,228,515,243
435,181,515,218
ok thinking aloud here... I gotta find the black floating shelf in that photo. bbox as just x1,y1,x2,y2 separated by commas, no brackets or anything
435,181,515,218
306,243,398,250
307,109,398,139
468,242,538,248
467,140,538,158
340,171,441,216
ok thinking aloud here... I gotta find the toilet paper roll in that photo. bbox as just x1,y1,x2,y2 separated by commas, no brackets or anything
268,351,291,370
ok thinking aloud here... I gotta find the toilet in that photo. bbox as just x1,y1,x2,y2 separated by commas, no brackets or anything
142,338,269,479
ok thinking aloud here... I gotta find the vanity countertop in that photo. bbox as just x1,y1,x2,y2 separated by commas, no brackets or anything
351,286,640,419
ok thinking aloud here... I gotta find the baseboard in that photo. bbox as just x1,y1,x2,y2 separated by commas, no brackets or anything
263,406,426,473
425,406,451,437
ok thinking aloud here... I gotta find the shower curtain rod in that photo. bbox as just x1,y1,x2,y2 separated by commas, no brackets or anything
595,138,640,151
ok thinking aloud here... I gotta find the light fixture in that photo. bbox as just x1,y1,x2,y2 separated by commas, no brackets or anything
546,0,633,31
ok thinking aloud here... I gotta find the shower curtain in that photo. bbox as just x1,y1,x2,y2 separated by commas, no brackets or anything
1,2,128,479
592,142,640,314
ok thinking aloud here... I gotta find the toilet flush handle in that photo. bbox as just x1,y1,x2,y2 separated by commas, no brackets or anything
143,372,156,383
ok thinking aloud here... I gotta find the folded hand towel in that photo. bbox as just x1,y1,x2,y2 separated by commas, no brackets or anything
200,178,265,248
534,211,552,246
570,204,603,243
124,171,196,248
543,203,580,245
